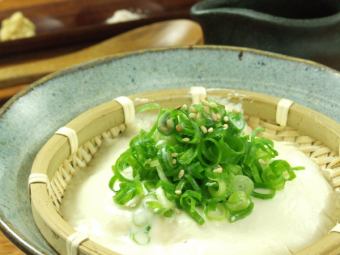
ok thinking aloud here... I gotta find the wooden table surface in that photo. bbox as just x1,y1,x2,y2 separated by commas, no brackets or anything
0,231,23,255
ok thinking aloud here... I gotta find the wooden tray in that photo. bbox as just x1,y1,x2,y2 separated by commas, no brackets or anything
0,0,198,57
29,88,340,255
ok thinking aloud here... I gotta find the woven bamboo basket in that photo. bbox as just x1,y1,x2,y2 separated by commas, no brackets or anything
29,87,340,255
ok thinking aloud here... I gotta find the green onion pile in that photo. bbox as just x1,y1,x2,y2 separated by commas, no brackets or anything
109,100,301,225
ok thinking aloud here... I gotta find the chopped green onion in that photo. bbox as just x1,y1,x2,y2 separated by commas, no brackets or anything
133,209,151,227
131,229,151,245
230,175,254,195
226,191,252,212
110,99,302,230
252,186,276,199
205,201,226,220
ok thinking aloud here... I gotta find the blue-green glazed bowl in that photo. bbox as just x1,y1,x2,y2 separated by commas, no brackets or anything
0,46,339,254
191,0,340,70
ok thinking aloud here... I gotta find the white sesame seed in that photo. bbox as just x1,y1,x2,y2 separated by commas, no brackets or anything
216,113,221,120
172,159,177,164
182,137,190,142
208,127,214,133
223,124,229,129
211,112,218,121
283,172,290,179
178,169,185,179
189,112,197,119
175,190,182,195
176,124,183,132
200,125,208,134
223,116,229,122
171,153,178,157
181,104,188,110
213,167,223,173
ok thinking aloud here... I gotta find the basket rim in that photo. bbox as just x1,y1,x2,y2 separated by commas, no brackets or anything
30,87,340,255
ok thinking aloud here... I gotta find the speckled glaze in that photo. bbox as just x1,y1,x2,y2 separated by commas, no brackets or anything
0,46,339,255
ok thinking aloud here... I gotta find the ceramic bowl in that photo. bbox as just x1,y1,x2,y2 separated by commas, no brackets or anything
191,0,340,70
0,46,340,254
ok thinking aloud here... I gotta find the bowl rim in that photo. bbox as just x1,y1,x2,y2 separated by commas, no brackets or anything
0,45,340,254
191,0,340,28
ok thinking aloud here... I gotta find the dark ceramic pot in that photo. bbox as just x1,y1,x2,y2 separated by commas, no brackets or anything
191,0,340,69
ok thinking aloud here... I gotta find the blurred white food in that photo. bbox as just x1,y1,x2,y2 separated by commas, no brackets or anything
106,9,145,24
0,11,36,41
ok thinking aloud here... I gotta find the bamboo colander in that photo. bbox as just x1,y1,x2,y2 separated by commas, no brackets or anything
29,88,340,255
